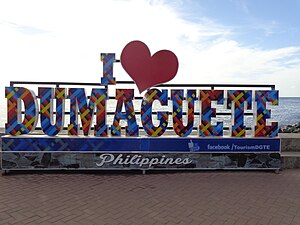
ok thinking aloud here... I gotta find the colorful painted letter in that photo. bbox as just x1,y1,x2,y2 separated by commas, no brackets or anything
172,89,196,137
227,90,252,137
199,90,224,136
141,89,168,137
100,53,116,85
68,88,108,136
38,88,66,136
5,87,38,135
111,89,138,136
255,90,279,137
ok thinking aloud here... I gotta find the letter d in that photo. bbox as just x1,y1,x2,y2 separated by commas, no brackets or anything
5,87,38,135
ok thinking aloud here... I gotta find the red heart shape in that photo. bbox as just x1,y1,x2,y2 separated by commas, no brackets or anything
121,41,179,93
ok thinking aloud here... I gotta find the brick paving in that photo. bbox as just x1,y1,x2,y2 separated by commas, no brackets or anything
0,170,300,225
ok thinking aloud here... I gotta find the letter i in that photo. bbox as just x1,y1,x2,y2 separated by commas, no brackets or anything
100,53,116,85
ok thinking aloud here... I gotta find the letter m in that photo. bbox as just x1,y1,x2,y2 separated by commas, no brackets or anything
68,88,107,136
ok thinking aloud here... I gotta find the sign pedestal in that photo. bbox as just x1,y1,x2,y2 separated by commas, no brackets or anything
1,136,281,171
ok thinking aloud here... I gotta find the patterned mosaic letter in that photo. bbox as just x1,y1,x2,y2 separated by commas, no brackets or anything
38,88,66,136
255,90,279,137
199,90,224,136
227,90,252,137
5,87,38,135
100,53,116,85
92,89,109,137
68,88,108,136
141,89,168,137
171,89,196,137
111,89,138,136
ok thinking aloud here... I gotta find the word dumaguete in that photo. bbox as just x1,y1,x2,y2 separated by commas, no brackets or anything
5,87,278,137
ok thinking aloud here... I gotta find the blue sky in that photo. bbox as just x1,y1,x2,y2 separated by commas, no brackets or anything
0,0,300,97
180,0,300,49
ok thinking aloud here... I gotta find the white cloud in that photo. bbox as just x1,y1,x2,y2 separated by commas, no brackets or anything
0,0,299,99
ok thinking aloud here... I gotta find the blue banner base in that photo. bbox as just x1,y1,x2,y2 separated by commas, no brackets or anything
1,136,281,170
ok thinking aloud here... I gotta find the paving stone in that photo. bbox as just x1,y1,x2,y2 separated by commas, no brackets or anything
0,170,299,225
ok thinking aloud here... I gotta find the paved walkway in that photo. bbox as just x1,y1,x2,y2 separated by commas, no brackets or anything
0,170,300,225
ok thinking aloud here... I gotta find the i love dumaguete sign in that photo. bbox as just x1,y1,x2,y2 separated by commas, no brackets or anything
5,41,279,138
2,40,281,171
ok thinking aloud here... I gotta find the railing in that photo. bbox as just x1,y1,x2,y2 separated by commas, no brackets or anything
10,80,276,90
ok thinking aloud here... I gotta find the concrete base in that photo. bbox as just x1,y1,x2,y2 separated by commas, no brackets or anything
281,152,300,169
280,134,300,169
